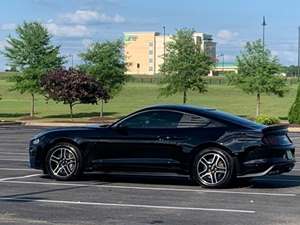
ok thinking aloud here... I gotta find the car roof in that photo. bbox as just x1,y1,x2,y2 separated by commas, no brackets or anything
138,104,264,130
140,104,216,114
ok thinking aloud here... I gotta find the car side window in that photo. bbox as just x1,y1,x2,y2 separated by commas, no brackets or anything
177,113,224,128
119,111,183,129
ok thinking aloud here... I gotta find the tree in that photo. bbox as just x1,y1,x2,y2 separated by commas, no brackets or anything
288,83,300,124
41,68,109,120
80,40,127,117
2,22,64,117
159,28,214,103
231,40,288,116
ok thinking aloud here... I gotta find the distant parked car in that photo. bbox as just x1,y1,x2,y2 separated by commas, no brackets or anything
29,104,296,188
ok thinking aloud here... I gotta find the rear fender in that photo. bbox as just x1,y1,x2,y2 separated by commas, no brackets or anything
217,131,263,154
189,142,241,175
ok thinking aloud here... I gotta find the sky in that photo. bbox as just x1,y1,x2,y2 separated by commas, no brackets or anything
0,0,299,70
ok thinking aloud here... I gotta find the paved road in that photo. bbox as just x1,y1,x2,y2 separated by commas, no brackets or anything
0,125,299,225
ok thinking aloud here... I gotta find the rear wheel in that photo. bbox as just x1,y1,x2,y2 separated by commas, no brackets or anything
191,148,235,188
45,143,82,181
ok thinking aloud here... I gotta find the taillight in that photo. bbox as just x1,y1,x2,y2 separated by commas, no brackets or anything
263,135,292,145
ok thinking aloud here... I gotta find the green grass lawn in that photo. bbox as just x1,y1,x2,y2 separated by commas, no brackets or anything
0,78,297,121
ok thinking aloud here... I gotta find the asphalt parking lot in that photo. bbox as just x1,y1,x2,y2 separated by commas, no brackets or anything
0,125,300,225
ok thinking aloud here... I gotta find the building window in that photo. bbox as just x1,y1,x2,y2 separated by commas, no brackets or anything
149,58,153,63
149,66,153,71
148,50,153,55
137,63,140,69
149,42,153,47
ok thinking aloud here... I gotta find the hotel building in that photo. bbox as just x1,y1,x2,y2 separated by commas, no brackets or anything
124,31,217,75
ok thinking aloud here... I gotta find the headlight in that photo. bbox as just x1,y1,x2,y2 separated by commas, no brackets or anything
32,138,40,145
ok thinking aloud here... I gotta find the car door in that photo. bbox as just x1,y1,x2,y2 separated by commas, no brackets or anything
94,110,186,170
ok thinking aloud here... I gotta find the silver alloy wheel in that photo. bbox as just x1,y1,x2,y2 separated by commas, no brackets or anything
197,152,227,185
49,146,77,178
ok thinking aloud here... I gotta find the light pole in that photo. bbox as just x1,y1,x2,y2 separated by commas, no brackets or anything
70,54,74,68
217,53,224,75
163,26,166,62
298,26,300,80
262,16,267,48
68,54,74,68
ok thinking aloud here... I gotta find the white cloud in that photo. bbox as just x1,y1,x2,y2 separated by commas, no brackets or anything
45,23,91,38
272,50,296,64
271,50,279,57
42,9,125,38
217,29,239,44
60,10,125,25
0,23,16,31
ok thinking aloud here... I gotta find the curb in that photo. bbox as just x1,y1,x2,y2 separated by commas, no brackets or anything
4,120,300,132
23,124,300,132
21,121,103,127
288,127,300,133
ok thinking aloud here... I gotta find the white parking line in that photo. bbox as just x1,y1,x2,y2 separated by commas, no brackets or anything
0,152,27,156
0,158,27,162
0,180,296,197
0,143,27,146
0,168,34,171
0,197,256,214
0,174,41,182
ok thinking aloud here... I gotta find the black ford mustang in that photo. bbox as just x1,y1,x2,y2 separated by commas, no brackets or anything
29,105,296,188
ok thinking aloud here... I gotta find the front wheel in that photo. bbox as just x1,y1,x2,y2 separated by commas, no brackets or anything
191,148,235,188
45,143,82,181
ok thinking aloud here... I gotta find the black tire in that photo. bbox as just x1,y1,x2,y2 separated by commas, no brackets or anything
191,148,235,188
45,143,83,181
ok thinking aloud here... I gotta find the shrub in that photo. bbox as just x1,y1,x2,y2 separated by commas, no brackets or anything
256,115,280,125
289,83,300,124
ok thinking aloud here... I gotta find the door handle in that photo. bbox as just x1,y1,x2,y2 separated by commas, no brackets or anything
157,136,163,141
156,136,173,141
164,136,186,141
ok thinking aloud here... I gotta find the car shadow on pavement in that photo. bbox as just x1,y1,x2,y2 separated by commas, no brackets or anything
229,175,300,189
80,172,194,186
65,172,300,189
250,175,300,189
0,186,84,203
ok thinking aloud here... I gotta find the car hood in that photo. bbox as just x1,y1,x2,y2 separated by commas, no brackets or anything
31,124,109,139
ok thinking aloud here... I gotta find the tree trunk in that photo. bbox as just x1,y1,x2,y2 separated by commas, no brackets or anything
183,90,187,104
100,99,104,117
256,93,261,116
30,93,35,117
69,103,73,121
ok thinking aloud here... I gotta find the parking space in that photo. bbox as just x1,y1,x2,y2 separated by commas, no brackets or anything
0,125,300,225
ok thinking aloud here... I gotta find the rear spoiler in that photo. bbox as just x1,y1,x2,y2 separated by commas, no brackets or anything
262,124,289,135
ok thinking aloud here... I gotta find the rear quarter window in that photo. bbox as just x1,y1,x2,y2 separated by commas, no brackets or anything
177,113,225,128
